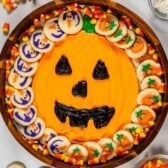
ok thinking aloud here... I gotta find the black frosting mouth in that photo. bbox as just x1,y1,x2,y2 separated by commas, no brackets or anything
54,101,115,128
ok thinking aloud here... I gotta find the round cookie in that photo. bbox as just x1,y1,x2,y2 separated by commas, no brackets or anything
43,18,67,41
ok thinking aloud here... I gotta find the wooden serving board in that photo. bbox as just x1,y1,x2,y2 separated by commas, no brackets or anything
0,0,168,167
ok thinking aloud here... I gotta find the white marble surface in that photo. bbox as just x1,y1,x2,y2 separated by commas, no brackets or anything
0,0,168,167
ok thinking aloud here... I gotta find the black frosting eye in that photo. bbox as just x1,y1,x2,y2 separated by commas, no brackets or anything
92,60,109,80
55,55,72,75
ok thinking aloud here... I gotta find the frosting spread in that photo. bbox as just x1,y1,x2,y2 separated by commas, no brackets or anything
32,31,139,142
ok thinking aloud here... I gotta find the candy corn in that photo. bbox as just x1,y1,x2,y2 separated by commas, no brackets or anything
3,22,10,34
5,3,17,12
2,0,20,12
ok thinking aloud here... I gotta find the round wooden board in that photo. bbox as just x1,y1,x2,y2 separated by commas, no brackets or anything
0,0,168,167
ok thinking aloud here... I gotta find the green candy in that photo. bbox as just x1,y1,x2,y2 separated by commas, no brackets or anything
83,15,96,33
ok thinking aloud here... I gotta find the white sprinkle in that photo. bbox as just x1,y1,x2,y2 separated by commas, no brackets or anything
154,0,168,14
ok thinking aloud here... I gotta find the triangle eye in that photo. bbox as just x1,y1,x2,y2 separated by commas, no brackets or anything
92,60,109,80
55,55,72,75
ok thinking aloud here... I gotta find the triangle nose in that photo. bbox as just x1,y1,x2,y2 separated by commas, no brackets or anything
72,80,87,98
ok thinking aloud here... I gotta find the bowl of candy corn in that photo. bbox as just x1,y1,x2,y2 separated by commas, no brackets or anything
139,154,168,168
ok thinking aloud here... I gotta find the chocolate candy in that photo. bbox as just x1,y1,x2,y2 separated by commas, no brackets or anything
72,80,87,97
43,18,66,41
92,60,109,80
55,101,115,128
55,55,72,75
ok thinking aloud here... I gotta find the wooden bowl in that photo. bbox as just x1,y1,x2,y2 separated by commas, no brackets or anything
0,0,168,167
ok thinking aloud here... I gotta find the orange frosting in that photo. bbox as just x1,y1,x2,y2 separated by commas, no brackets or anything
32,31,139,142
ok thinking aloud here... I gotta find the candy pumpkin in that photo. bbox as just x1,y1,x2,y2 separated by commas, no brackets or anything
32,31,139,142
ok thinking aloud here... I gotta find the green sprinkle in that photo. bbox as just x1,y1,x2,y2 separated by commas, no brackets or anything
94,149,100,157
109,21,117,30
106,142,114,150
114,30,123,38
116,133,124,141
142,63,151,73
147,78,156,86
126,36,133,44
129,127,137,133
153,95,161,102
73,146,81,153
135,109,143,118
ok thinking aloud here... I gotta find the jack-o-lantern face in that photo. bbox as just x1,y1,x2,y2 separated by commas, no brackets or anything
54,55,115,128
32,31,139,142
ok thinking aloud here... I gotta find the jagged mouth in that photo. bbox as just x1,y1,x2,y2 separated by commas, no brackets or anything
54,101,115,128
